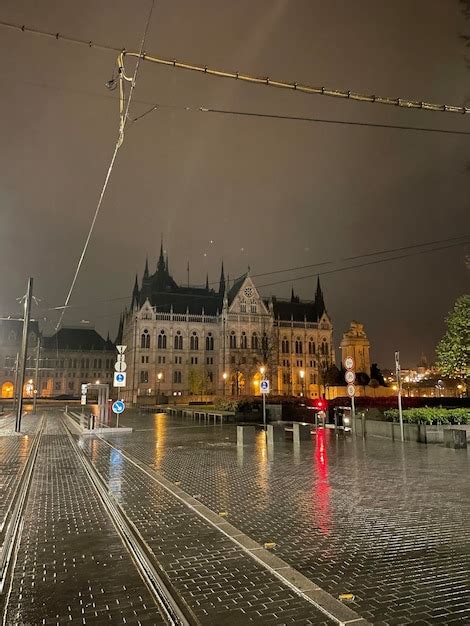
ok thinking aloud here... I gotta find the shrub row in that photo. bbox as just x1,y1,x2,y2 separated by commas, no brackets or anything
384,407,470,424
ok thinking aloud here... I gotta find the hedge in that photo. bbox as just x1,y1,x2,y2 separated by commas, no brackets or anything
383,407,470,425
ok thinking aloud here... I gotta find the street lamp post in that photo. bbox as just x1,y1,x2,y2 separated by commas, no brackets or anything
299,369,305,397
157,372,162,404
259,366,266,432
222,371,228,396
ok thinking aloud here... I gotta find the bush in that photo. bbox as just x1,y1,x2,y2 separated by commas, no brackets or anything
383,407,470,425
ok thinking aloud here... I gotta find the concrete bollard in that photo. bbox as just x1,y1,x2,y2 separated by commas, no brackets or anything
444,429,467,449
237,425,256,446
267,424,285,446
293,423,311,445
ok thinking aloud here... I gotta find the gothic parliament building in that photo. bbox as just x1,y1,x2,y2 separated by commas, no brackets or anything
118,245,334,402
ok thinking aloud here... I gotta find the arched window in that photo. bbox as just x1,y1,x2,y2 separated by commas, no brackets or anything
281,337,289,353
229,332,237,349
241,332,247,349
239,298,247,313
173,370,182,384
141,329,150,349
308,338,315,355
140,370,149,383
251,333,259,350
205,333,214,351
158,330,167,349
295,337,303,354
174,331,183,350
190,332,199,351
321,340,329,356
250,300,257,314
262,333,268,351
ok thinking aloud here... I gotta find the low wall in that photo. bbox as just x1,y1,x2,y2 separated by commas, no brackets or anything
354,417,470,444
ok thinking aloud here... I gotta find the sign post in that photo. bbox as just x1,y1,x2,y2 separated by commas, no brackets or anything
260,379,270,432
112,399,125,428
395,351,404,442
344,357,356,434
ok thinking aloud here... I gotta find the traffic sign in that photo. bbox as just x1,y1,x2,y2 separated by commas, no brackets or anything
116,345,127,354
81,383,88,395
112,400,125,414
344,356,354,370
260,379,270,394
114,360,127,372
113,372,126,387
345,370,355,384
80,394,87,405
347,384,356,397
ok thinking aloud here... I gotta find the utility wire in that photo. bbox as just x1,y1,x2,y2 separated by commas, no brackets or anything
42,235,470,314
54,1,155,331
2,18,470,116
133,103,470,136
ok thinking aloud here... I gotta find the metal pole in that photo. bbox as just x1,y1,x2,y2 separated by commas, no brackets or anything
351,394,356,435
395,351,404,442
15,278,33,433
33,337,40,414
12,352,19,412
262,391,266,432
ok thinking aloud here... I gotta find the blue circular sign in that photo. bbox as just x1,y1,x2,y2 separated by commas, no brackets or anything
116,373,125,383
112,400,125,414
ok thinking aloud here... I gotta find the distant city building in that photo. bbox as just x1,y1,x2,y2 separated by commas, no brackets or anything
0,321,115,399
118,245,334,401
340,321,371,373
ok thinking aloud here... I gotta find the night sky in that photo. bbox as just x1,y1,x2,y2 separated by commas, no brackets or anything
0,0,469,367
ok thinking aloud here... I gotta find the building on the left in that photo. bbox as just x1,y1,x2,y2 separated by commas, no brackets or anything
0,319,115,399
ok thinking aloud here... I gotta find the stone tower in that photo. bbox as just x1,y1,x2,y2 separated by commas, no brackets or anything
340,321,371,374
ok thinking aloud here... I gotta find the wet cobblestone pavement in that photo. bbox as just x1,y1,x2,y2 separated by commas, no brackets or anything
3,414,167,625
107,413,470,625
81,434,332,625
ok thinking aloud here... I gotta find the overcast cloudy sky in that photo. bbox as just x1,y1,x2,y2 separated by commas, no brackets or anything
0,0,468,366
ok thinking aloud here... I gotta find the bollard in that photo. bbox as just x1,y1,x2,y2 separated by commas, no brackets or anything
237,425,256,446
293,423,311,445
267,424,285,446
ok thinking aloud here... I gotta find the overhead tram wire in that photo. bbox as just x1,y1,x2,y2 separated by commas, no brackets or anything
53,1,155,331
41,235,470,316
2,18,470,117
132,103,470,137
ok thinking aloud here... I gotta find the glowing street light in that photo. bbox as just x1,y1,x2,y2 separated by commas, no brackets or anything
299,369,305,396
222,371,228,396
157,372,163,404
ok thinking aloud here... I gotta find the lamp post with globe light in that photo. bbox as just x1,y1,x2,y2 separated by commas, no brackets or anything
222,371,228,396
299,369,305,397
157,372,162,404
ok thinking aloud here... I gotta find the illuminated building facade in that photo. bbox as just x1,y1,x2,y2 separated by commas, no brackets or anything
119,245,334,402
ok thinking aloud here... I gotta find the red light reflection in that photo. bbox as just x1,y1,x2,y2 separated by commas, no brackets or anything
314,427,331,536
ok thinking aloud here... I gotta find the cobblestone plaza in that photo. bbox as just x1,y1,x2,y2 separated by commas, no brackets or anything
2,410,470,624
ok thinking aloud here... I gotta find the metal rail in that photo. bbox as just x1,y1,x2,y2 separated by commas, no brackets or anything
61,417,194,626
0,415,45,594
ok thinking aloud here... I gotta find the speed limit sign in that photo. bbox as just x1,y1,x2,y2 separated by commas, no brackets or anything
344,356,354,370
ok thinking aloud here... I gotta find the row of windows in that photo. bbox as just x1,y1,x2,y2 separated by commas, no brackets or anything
139,370,214,384
229,332,268,350
281,339,329,355
282,372,317,385
281,359,317,368
142,356,215,367
141,330,215,351
3,356,113,369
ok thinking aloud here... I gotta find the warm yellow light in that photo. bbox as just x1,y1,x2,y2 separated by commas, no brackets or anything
157,372,163,380
299,370,305,379
222,372,228,380
28,379,33,384
253,379,259,386
392,385,397,391
457,384,463,390
95,380,100,385
260,366,266,375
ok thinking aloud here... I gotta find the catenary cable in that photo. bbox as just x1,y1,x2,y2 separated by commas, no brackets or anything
1,18,470,116
54,1,155,331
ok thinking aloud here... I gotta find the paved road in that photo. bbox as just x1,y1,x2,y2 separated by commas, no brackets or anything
108,412,470,625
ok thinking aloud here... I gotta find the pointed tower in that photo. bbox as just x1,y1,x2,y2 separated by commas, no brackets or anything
115,313,124,344
218,261,226,295
314,276,325,318
131,274,139,309
157,239,165,273
143,257,149,281
291,287,295,303
165,253,169,274
205,273,209,291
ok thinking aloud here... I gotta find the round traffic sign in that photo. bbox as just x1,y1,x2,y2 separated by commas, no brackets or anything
112,400,125,414
344,356,354,370
345,370,355,384
114,361,127,372
115,373,125,383
260,379,270,393
347,384,356,397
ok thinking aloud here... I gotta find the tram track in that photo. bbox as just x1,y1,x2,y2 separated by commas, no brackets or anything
61,415,196,626
0,415,45,602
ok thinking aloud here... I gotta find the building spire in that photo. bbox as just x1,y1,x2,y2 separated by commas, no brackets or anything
205,273,209,290
165,253,169,274
157,237,165,272
218,261,226,295
143,256,149,280
314,275,325,318
131,274,139,309
291,287,295,302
